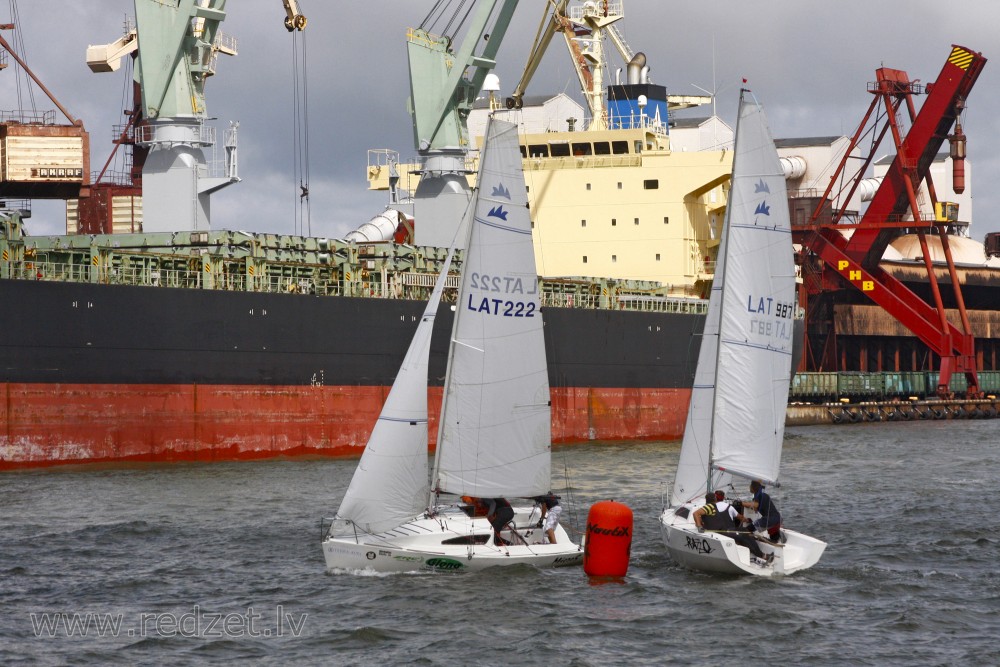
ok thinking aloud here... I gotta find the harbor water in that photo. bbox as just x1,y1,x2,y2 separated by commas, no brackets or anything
2,420,997,665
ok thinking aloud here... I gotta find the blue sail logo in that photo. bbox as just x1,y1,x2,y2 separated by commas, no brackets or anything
754,179,770,194
487,205,509,221
754,201,771,216
492,183,511,200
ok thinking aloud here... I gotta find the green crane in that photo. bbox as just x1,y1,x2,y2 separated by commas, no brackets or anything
404,0,519,247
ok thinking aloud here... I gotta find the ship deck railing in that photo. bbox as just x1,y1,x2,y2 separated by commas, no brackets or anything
4,259,708,315
613,294,709,315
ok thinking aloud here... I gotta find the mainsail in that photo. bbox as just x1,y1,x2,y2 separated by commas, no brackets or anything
336,246,456,533
433,118,551,499
671,94,795,505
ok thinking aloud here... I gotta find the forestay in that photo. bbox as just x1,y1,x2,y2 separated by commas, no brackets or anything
433,119,551,499
671,96,795,505
335,246,457,533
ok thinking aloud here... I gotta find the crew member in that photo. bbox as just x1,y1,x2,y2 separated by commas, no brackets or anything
744,480,783,542
533,493,562,544
693,492,772,564
485,497,515,546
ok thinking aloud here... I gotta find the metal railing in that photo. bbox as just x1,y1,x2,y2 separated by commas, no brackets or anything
134,123,216,147
3,258,708,315
0,109,56,125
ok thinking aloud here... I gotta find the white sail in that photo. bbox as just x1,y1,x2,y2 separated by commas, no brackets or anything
671,95,794,505
433,118,551,499
335,247,457,533
671,214,728,506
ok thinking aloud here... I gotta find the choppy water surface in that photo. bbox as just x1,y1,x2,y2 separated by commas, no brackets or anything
2,420,998,665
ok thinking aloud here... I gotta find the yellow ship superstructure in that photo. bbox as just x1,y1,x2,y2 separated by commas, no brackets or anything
368,106,733,298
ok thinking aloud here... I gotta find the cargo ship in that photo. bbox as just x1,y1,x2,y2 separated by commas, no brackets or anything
0,1,743,469
2,1,997,469
0,215,713,469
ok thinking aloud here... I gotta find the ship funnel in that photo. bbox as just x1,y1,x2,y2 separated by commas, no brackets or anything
627,52,647,85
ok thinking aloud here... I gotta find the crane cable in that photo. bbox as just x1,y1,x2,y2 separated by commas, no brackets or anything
291,27,310,236
7,0,38,115
420,0,479,42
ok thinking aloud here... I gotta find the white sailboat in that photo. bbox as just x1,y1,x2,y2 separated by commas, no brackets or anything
322,118,582,572
658,92,826,577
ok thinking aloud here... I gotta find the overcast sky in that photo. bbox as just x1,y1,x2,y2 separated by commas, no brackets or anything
4,0,1000,241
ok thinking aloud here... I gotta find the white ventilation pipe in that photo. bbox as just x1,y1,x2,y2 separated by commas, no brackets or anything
344,209,401,243
779,156,806,180
857,177,883,202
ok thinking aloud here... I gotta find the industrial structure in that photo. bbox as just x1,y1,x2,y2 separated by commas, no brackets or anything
790,46,991,396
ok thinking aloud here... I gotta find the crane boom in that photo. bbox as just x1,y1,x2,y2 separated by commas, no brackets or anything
508,0,569,107
406,0,518,152
792,45,987,396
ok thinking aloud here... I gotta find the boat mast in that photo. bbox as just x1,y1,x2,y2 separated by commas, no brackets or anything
705,89,749,494
427,175,482,511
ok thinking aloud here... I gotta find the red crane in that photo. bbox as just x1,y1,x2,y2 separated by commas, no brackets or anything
792,45,987,397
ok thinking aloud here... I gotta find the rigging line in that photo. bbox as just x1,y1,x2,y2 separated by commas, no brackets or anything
291,31,306,236
300,29,311,237
441,0,463,37
111,49,133,182
291,34,299,234
450,0,478,41
7,0,22,112
13,1,35,113
419,0,447,31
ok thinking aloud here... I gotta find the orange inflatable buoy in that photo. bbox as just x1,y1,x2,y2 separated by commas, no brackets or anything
583,500,633,577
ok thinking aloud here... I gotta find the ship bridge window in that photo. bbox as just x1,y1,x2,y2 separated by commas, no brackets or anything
549,142,570,157
572,142,592,156
528,144,549,158
594,141,611,155
643,179,659,190
519,145,527,158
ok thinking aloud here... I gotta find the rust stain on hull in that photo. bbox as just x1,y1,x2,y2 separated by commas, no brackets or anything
0,383,692,470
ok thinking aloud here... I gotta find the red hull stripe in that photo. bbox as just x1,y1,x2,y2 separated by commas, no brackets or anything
0,383,691,469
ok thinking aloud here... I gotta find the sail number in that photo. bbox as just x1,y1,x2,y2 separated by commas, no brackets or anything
466,295,537,317
747,293,793,342
470,272,539,296
467,272,539,317
747,295,794,319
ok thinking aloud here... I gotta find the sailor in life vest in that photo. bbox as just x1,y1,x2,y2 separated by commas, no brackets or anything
693,492,772,563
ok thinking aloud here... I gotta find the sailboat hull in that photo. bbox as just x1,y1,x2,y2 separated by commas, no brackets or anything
659,505,826,577
323,505,583,573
